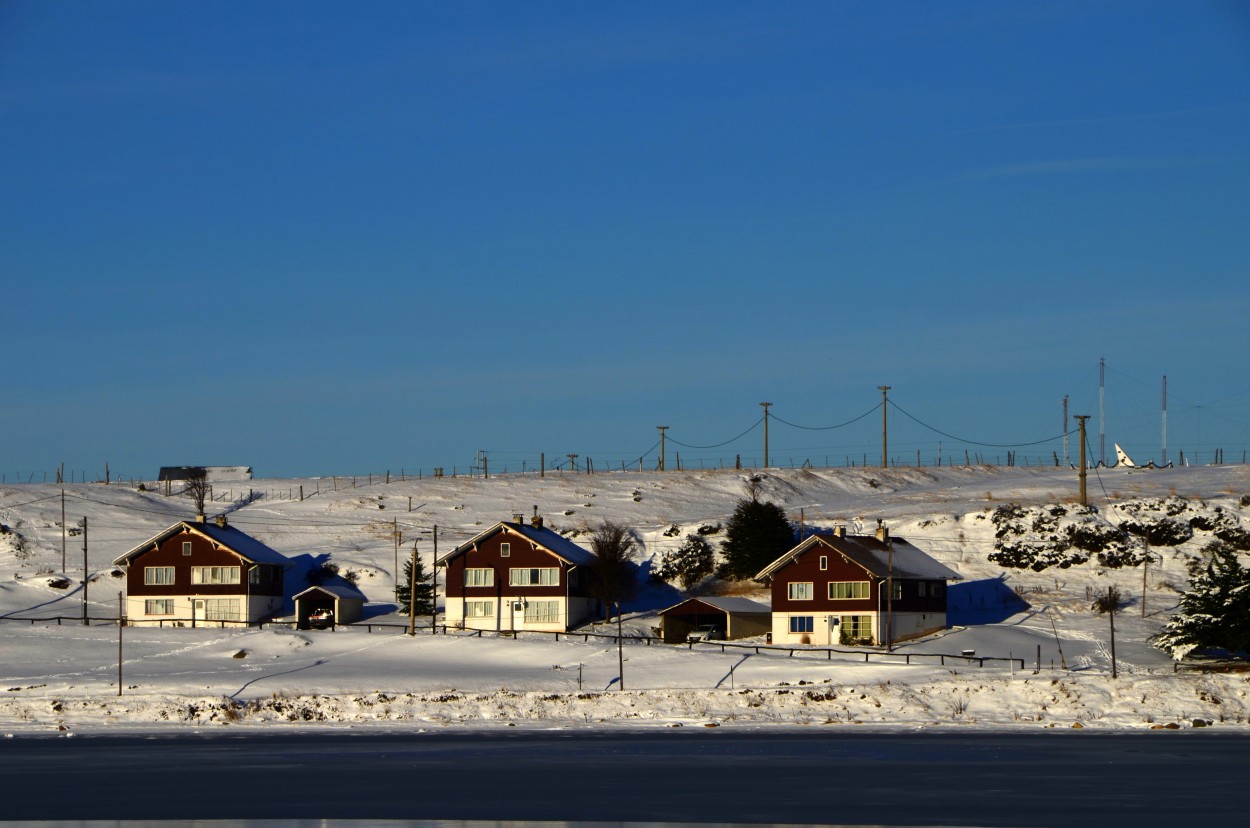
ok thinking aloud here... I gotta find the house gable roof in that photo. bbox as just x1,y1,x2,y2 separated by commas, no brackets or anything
660,596,772,616
437,521,597,567
754,533,962,582
112,520,290,568
293,584,367,602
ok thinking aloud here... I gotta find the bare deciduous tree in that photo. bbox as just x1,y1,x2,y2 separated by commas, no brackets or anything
185,467,209,518
588,521,639,620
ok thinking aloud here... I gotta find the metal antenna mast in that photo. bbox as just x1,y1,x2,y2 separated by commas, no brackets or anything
1162,375,1168,466
1099,357,1106,466
1063,395,1070,466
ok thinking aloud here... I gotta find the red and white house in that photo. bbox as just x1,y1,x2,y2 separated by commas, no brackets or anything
438,513,597,632
755,522,961,647
113,515,288,626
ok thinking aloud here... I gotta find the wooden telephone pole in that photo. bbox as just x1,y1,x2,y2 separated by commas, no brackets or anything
1075,415,1090,506
878,386,891,468
760,402,772,468
657,426,668,471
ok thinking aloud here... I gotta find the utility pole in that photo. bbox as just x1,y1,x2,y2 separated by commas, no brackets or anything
1099,357,1106,466
1062,395,1070,466
878,386,891,468
617,602,625,691
567,454,578,473
408,541,419,636
431,525,439,634
81,517,89,626
61,489,67,572
657,426,668,471
760,403,772,468
1161,375,1168,466
1142,540,1152,618
393,518,400,603
1075,415,1090,506
118,590,124,696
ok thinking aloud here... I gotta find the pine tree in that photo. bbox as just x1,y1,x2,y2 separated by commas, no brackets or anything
1156,541,1250,659
655,534,716,592
396,553,435,616
720,497,794,580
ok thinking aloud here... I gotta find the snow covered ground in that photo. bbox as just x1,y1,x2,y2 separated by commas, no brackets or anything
2,464,1249,733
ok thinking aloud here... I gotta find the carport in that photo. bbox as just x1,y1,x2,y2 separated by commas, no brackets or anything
659,596,772,644
293,584,365,628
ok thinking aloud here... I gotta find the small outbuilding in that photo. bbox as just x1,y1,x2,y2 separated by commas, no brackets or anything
659,596,773,644
293,584,366,628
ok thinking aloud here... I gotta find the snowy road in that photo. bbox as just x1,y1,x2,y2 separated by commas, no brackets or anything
1,730,1244,825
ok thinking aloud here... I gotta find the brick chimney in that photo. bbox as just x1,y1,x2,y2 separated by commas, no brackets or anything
531,505,544,530
875,519,889,543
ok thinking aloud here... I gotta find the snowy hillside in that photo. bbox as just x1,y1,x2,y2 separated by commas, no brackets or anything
2,464,1248,733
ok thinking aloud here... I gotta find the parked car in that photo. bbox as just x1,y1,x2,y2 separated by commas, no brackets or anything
687,624,722,643
308,608,335,629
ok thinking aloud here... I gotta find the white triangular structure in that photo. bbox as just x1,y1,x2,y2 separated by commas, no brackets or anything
1114,443,1136,467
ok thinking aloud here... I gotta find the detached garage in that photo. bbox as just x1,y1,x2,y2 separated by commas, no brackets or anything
659,596,772,644
294,584,365,628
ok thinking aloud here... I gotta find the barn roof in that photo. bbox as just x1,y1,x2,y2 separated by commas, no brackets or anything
437,520,597,567
755,532,962,582
113,519,290,567
660,596,772,616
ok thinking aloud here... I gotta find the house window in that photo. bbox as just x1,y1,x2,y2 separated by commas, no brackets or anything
464,568,494,587
787,582,813,601
819,556,828,571
144,566,175,586
891,581,903,600
203,598,240,621
918,581,927,597
249,567,260,585
524,600,561,623
789,616,814,634
828,581,870,600
182,541,193,556
841,615,873,641
465,600,494,618
191,566,241,585
144,599,174,616
510,567,560,587
500,542,511,557
933,581,945,598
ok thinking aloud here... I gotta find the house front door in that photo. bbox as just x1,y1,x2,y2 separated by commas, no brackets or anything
193,599,206,627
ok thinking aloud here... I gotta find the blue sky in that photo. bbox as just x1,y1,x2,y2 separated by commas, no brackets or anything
3,1,1248,480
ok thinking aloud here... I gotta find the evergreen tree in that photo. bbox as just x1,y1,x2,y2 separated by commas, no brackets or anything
397,553,435,616
720,497,794,580
1156,541,1250,659
655,534,716,592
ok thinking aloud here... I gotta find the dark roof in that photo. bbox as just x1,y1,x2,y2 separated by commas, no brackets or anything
755,533,962,582
660,596,772,616
113,520,290,567
294,584,367,602
437,521,597,567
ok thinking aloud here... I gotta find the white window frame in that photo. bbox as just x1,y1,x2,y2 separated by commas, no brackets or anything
464,568,494,587
787,582,813,601
202,598,241,621
789,615,814,633
191,566,241,585
182,541,193,556
819,556,828,571
524,600,560,623
465,600,494,618
828,581,870,600
144,598,174,616
144,566,175,586
499,542,511,557
841,614,873,641
509,567,560,587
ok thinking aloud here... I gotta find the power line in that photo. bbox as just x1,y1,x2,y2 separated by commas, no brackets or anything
667,417,764,450
770,402,882,431
888,400,1073,448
